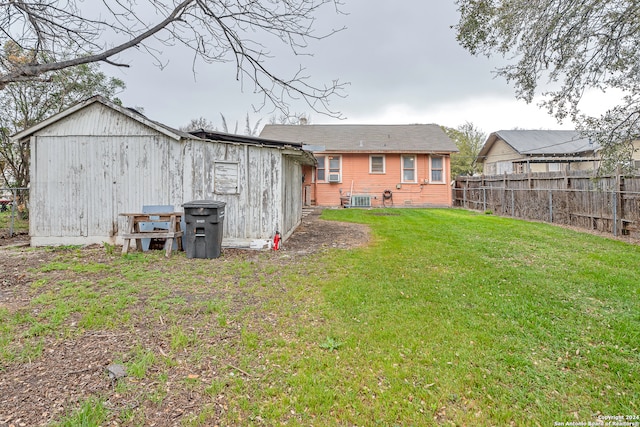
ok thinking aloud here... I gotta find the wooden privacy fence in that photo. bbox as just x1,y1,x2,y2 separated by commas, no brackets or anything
453,171,640,238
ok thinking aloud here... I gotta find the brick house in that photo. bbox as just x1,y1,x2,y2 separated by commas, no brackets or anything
260,124,458,208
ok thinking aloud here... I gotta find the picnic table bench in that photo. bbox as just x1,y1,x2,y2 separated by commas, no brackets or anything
119,212,183,257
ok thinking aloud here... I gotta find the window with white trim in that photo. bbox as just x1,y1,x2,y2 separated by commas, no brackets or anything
370,155,385,174
496,161,513,175
548,162,566,172
317,156,326,181
402,155,416,182
316,155,342,182
430,156,444,183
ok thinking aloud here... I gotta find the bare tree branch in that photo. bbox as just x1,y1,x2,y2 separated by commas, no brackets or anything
0,0,347,117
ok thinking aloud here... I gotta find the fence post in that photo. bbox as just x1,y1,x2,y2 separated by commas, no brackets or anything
612,188,618,237
483,187,487,212
511,189,515,217
616,172,624,236
503,172,507,215
548,190,553,223
9,188,16,237
463,186,467,209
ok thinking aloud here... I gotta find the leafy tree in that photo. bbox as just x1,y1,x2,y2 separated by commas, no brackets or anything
0,0,346,117
454,0,640,171
443,122,485,178
0,50,125,189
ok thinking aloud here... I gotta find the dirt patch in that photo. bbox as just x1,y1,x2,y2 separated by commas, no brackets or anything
0,208,369,427
0,231,28,247
280,208,370,254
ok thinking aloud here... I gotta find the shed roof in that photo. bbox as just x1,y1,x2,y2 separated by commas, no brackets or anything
259,124,458,153
12,96,315,164
12,95,193,141
479,130,597,158
189,129,303,150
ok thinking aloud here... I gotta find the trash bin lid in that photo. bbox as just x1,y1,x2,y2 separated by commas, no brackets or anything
182,200,226,209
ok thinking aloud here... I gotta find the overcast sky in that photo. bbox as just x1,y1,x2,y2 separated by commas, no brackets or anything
105,1,602,136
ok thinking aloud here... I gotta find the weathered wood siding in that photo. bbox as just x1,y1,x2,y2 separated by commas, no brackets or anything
30,101,302,247
481,139,520,175
454,171,640,238
30,104,183,245
282,156,303,239
182,140,295,246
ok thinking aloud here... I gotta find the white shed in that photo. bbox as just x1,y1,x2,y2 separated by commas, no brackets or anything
14,96,315,248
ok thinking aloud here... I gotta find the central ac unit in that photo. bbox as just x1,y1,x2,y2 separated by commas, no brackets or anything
351,195,371,208
328,173,340,183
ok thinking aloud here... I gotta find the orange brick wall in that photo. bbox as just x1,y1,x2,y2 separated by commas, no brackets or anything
306,153,452,207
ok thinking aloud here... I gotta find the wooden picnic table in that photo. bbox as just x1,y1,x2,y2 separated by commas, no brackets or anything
119,212,183,257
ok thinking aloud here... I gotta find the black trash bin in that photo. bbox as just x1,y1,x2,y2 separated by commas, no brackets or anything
183,200,226,259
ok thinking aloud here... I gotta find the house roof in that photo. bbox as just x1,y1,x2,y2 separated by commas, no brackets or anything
478,130,597,158
259,124,458,153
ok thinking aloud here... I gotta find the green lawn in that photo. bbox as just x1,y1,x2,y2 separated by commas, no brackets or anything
1,208,638,426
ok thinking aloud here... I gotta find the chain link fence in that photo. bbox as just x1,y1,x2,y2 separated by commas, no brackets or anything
0,187,29,239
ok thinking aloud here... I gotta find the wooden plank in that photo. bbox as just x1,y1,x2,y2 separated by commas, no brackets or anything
120,212,183,257
121,231,183,239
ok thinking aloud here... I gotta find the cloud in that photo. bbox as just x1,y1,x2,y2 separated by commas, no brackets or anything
102,1,623,136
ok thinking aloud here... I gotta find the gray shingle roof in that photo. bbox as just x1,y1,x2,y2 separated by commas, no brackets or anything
485,130,597,156
259,124,458,153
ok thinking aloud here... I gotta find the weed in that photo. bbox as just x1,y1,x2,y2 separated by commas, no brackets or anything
169,325,196,351
127,346,156,379
51,397,108,427
241,328,259,350
205,378,227,397
319,336,343,351
104,242,116,255
217,314,228,327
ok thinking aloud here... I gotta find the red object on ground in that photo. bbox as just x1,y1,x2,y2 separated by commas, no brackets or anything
273,231,280,250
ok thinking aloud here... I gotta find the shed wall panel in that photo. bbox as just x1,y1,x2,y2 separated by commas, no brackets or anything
31,134,183,244
282,156,303,238
181,140,292,244
28,101,304,247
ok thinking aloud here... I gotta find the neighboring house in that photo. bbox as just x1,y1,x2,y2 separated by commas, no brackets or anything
13,96,315,247
259,124,458,208
478,130,601,175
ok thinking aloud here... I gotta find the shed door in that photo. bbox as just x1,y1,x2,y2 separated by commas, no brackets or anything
31,136,89,237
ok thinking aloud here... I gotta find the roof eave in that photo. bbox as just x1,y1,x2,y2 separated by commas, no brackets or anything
312,149,457,154
11,95,185,142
